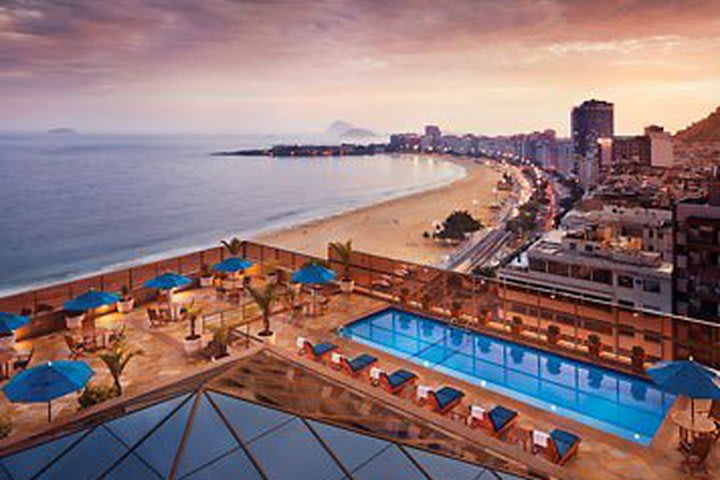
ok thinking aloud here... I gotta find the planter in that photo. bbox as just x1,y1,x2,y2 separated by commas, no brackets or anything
65,313,85,330
0,333,15,349
116,298,135,314
631,347,646,371
588,346,601,357
339,278,355,294
511,325,523,336
183,336,203,355
258,331,276,345
199,276,214,288
547,333,559,345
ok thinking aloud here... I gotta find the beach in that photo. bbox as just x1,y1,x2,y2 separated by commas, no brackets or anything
254,157,513,265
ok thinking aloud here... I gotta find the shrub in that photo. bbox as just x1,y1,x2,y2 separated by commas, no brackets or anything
78,383,119,410
548,325,560,336
587,334,601,346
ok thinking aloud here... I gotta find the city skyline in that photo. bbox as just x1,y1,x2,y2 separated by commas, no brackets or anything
1,0,720,135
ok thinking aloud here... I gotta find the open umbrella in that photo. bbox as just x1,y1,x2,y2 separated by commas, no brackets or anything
144,273,192,290
647,358,720,421
64,290,120,312
3,360,94,422
291,263,336,285
213,257,253,273
0,312,29,335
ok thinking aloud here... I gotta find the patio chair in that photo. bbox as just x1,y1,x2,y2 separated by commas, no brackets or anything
64,335,86,360
532,429,582,465
371,368,418,394
467,404,518,437
417,385,465,415
147,308,165,328
109,324,126,344
681,435,713,475
337,353,377,377
296,337,338,362
13,347,34,371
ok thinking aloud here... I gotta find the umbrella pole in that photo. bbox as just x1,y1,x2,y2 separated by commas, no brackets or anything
47,401,52,423
691,397,695,424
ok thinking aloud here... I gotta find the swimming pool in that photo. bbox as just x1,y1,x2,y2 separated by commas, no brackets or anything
339,308,674,445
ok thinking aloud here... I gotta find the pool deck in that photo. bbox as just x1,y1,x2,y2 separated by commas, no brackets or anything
0,287,717,479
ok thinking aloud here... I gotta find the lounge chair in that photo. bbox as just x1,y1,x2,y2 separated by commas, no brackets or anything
371,368,417,394
147,308,162,328
13,347,34,371
418,385,465,415
337,353,377,377
467,405,518,437
64,335,86,360
296,337,338,362
532,429,582,465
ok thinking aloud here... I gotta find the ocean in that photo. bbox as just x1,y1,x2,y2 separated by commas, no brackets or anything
0,133,465,295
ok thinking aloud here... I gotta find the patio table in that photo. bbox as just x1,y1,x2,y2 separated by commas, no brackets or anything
672,410,716,444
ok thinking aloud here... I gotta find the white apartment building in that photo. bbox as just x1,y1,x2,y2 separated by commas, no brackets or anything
500,229,673,313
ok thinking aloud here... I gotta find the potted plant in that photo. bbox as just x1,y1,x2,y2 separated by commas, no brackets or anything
99,340,142,396
65,311,85,330
205,326,230,360
587,334,602,357
511,316,523,336
116,285,135,313
183,300,204,355
398,287,410,305
450,300,463,319
330,240,354,293
477,307,490,326
420,293,432,311
199,264,214,287
631,346,646,372
247,282,278,344
547,324,560,344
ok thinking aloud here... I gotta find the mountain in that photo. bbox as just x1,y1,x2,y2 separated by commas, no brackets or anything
47,127,77,135
676,106,720,142
325,120,377,138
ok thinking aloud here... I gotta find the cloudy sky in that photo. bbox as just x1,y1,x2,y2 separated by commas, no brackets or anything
1,0,719,135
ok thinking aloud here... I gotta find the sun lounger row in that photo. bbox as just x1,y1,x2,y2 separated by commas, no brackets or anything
296,337,581,465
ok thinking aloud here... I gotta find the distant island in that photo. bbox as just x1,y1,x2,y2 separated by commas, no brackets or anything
47,127,77,135
212,143,388,157
326,120,378,138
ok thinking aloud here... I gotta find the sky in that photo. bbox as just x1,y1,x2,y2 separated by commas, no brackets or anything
1,0,719,136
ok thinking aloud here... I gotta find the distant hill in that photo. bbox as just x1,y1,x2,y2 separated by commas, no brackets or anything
676,107,720,142
48,127,77,135
325,120,377,138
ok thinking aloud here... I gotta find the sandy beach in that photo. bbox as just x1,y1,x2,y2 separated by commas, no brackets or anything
253,157,514,265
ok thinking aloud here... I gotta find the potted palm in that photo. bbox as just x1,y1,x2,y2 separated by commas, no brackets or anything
420,293,432,311
221,237,243,256
199,263,214,287
547,324,560,344
116,285,135,313
98,340,142,396
511,316,523,336
330,240,354,293
183,300,204,355
247,283,278,344
450,300,463,319
587,334,602,357
631,346,646,372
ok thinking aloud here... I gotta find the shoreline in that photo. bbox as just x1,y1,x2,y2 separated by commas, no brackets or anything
0,155,471,298
253,156,513,265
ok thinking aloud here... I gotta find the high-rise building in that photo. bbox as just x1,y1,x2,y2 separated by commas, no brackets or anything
673,173,720,365
571,99,614,188
611,126,674,170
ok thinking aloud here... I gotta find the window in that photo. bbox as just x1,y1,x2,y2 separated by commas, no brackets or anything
540,309,554,320
547,262,569,276
556,314,575,326
584,245,594,253
528,258,546,272
643,332,662,344
592,269,612,285
618,325,635,337
643,279,661,294
618,299,634,308
571,265,591,280
511,303,527,315
617,275,634,288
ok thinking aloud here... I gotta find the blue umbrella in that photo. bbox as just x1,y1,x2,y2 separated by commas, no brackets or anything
64,290,120,312
647,358,720,421
144,272,192,290
213,257,253,273
0,312,29,335
3,360,94,421
291,263,336,285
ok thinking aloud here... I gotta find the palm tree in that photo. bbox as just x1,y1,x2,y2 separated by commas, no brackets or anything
329,240,353,280
98,341,142,396
221,237,243,256
247,283,278,337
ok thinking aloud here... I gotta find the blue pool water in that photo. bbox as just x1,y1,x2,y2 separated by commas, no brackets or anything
339,308,674,445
